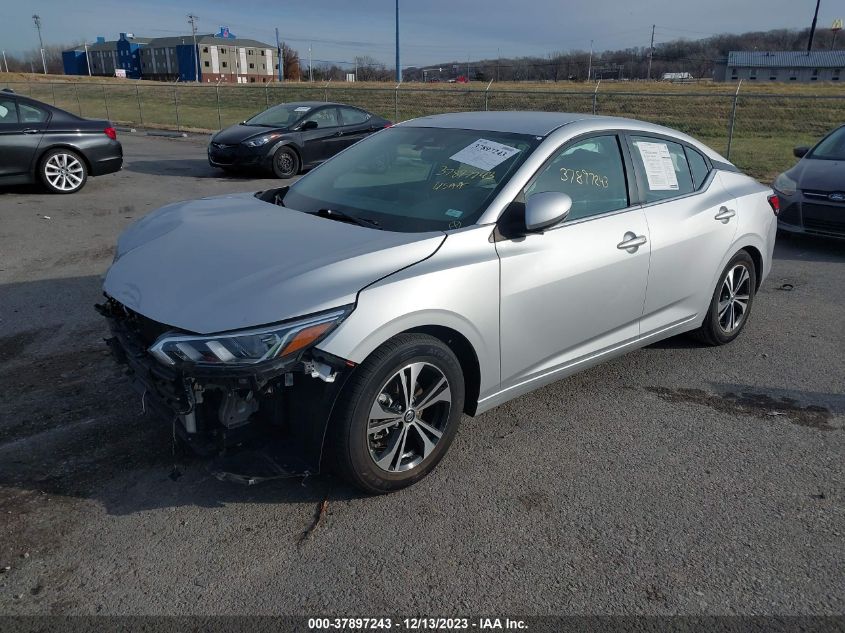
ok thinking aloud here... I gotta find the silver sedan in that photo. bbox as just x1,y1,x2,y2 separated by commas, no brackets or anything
100,112,778,493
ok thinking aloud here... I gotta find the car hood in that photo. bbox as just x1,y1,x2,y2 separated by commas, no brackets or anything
104,193,445,334
789,158,845,191
212,124,289,145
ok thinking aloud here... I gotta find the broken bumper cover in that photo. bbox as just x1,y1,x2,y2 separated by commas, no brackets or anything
97,298,353,483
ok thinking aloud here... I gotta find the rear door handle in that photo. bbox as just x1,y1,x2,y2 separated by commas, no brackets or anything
22,128,41,134
617,232,647,252
715,206,736,223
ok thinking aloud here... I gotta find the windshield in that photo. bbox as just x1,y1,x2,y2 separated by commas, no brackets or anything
245,103,312,127
809,126,845,161
283,126,540,232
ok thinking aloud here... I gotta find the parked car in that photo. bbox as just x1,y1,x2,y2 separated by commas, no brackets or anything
100,112,777,493
207,101,391,178
0,90,122,194
773,124,845,239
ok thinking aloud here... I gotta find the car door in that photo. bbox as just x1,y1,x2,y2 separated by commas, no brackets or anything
337,106,374,150
0,97,47,178
626,134,739,336
298,106,342,164
496,133,650,392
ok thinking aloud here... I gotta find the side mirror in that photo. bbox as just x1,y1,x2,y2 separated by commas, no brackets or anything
300,120,318,131
524,192,573,232
793,146,810,158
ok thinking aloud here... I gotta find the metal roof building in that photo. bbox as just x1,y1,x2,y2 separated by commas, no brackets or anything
714,50,845,82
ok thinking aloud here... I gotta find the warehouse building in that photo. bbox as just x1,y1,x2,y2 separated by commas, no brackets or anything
714,50,844,82
63,27,277,83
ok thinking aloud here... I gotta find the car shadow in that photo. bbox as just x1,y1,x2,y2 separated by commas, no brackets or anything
773,232,845,264
0,274,365,517
124,158,261,181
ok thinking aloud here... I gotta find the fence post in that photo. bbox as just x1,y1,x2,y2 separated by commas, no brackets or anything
135,84,143,126
323,80,330,102
265,82,270,108
592,79,601,114
174,86,181,132
484,78,493,111
50,82,56,106
215,84,222,129
394,83,400,122
726,79,742,161
74,83,82,116
102,85,111,121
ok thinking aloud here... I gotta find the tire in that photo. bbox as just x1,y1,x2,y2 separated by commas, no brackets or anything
40,149,88,194
692,250,757,346
331,334,465,494
271,146,300,179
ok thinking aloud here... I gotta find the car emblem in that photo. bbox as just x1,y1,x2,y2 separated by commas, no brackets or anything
828,192,845,202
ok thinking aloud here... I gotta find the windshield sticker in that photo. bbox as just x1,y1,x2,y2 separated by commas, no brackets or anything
445,209,463,218
294,106,311,112
635,141,679,191
449,139,521,171
561,168,610,188
448,220,463,229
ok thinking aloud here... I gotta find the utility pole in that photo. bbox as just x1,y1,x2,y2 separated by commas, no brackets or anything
833,19,843,48
187,14,199,82
308,42,313,82
807,0,821,51
647,24,655,80
395,0,401,83
587,39,593,81
2,50,8,73
32,14,47,74
496,47,500,82
275,27,284,82
84,42,92,75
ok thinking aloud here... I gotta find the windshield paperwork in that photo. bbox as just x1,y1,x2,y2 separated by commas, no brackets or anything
245,103,313,127
809,126,845,161
282,126,540,232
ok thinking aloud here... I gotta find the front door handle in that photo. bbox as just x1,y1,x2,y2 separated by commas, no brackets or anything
617,231,647,252
715,206,736,223
22,128,41,134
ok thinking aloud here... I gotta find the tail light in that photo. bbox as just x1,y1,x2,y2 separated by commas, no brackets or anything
767,194,780,215
104,127,117,140
384,122,393,128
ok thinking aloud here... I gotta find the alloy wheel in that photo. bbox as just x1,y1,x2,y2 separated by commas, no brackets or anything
718,264,751,333
367,362,452,473
45,153,84,191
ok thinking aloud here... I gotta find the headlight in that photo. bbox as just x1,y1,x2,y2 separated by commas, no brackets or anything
773,172,798,196
149,307,350,367
244,134,280,148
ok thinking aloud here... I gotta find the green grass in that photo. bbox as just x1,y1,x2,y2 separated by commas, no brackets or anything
3,73,842,182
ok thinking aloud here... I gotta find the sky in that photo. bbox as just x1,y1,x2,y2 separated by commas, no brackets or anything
4,0,840,67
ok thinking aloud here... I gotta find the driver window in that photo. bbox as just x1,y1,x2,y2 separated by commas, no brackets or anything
303,107,339,128
525,135,629,222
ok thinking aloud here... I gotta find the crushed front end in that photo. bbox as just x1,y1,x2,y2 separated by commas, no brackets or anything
96,297,354,484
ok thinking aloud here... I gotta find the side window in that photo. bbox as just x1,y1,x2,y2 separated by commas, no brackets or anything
629,135,694,203
525,135,629,222
685,146,710,190
0,98,19,124
18,103,47,123
339,107,370,126
304,107,340,128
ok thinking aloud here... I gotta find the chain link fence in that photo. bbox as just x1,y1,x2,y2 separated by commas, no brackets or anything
2,79,843,181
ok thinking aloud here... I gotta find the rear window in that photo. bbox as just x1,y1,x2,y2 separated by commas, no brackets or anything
19,102,48,123
685,146,710,189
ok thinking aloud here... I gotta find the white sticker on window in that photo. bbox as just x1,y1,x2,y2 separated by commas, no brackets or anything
449,139,520,171
636,141,679,191
294,106,311,112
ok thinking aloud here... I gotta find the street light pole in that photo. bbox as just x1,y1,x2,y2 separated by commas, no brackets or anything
587,39,593,82
187,14,199,82
395,0,401,83
2,50,8,73
84,42,92,76
32,14,47,74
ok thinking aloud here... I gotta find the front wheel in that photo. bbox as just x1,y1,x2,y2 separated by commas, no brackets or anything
40,149,88,194
272,146,300,179
331,334,465,494
692,250,757,346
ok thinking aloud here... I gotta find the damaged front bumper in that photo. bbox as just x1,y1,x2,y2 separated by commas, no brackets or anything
96,297,353,484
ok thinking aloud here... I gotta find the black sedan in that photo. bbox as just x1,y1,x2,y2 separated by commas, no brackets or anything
207,101,391,178
0,90,122,194
774,124,845,239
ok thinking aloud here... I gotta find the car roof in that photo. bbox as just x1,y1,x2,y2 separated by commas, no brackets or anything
402,111,597,136
282,101,363,109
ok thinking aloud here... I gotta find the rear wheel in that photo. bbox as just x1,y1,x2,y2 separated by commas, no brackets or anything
331,334,465,494
40,149,88,194
692,250,756,346
272,146,300,179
